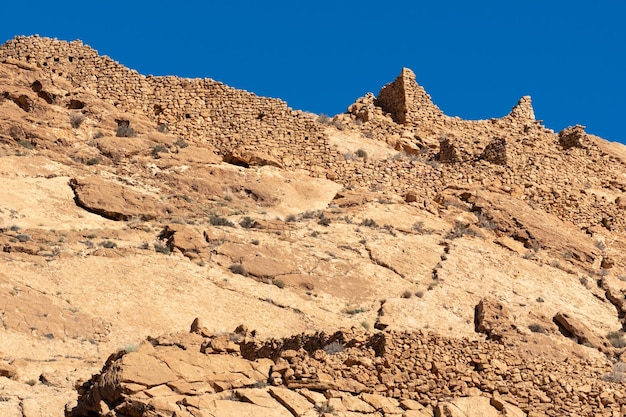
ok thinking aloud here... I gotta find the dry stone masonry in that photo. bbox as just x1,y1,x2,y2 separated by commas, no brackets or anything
1,36,625,234
68,325,626,417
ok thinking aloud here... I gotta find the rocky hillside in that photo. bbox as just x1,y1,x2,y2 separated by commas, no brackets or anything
0,36,625,417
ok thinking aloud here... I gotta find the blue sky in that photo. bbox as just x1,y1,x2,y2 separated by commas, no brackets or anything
1,1,624,143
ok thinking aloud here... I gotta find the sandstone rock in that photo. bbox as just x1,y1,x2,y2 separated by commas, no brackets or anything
553,312,613,354
224,147,284,169
268,386,315,417
69,177,170,221
475,297,516,341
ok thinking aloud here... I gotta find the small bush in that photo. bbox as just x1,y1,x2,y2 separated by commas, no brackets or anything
607,331,626,348
333,119,346,130
86,157,99,166
360,321,371,330
412,221,425,233
174,137,188,148
318,214,331,226
240,217,255,229
116,124,136,138
445,222,479,240
15,234,31,242
210,215,235,227
355,149,368,158
272,279,285,289
361,218,378,228
317,114,333,125
285,214,297,222
98,240,117,249
383,224,396,236
229,263,246,276
602,362,626,383
344,307,366,315
528,323,548,334
415,290,425,298
152,144,168,158
18,140,34,149
154,243,171,255
156,123,169,133
70,113,85,128
93,131,104,139
300,210,320,219
401,290,413,299
323,341,345,355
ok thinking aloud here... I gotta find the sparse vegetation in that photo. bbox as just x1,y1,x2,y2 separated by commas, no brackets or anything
300,210,320,220
70,113,85,128
528,323,548,334
344,307,366,315
154,243,171,255
315,402,335,414
602,362,626,383
607,331,626,348
401,290,413,299
360,218,378,228
412,221,425,233
174,137,188,148
15,234,31,242
317,213,331,226
272,279,285,289
317,114,332,125
210,215,235,227
228,263,246,276
240,216,255,229
152,144,168,157
445,222,479,240
86,157,99,166
156,123,169,133
355,148,368,158
98,240,117,249
476,212,497,231
116,124,136,138
323,341,345,355
18,140,34,149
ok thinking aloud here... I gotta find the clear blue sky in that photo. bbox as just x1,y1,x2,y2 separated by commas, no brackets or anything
2,1,624,143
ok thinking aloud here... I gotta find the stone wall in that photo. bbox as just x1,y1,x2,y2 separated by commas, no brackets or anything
71,327,626,417
0,36,336,173
1,36,625,232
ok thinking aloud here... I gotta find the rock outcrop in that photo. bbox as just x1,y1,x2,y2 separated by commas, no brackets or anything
68,324,626,417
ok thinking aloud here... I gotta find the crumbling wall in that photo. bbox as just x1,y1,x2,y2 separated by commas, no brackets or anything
0,36,335,174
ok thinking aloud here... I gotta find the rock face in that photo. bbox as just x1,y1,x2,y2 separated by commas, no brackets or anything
69,177,171,221
68,324,626,417
1,35,626,417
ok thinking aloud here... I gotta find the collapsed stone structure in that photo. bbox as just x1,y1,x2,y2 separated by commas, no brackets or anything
68,324,626,417
1,36,626,417
1,36,624,233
